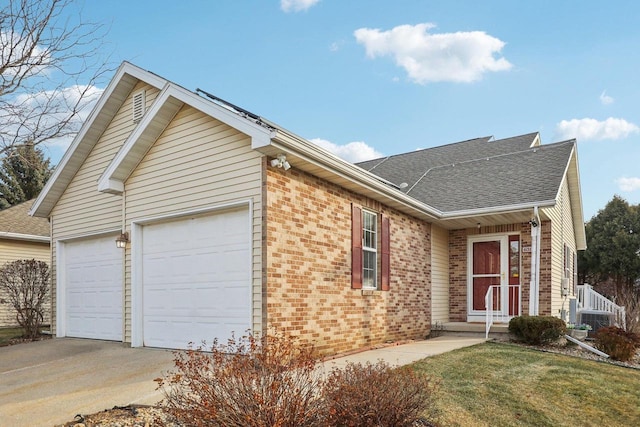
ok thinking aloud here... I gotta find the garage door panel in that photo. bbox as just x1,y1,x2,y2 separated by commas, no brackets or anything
64,235,123,341
142,208,251,349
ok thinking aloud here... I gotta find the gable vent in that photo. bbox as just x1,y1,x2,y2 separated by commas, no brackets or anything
132,90,145,123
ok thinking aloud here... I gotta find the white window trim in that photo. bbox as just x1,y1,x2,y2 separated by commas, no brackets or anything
362,209,378,290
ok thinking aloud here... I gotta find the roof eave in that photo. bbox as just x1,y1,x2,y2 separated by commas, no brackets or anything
99,83,275,194
260,128,443,222
0,232,50,243
30,62,167,217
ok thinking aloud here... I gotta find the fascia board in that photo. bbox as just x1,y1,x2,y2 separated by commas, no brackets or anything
98,83,275,193
269,130,442,220
440,200,557,220
0,232,50,243
30,62,167,217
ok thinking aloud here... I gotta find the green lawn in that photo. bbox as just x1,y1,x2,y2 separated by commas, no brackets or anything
413,342,640,427
0,326,24,346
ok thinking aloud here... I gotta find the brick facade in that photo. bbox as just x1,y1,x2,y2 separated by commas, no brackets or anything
264,165,431,356
448,221,552,322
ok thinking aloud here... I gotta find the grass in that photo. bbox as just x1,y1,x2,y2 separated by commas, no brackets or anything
0,326,25,346
413,342,640,427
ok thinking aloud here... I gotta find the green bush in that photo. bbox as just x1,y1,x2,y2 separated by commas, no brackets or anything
323,361,439,427
595,326,640,362
508,316,566,345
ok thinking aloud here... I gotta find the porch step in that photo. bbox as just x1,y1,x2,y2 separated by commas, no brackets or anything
437,322,510,339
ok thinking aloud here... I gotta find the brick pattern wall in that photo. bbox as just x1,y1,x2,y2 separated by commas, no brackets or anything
448,222,552,321
264,166,431,356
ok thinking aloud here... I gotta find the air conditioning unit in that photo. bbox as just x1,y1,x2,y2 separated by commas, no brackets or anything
579,311,614,335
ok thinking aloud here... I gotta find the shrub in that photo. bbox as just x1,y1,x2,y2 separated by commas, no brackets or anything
594,326,640,362
508,315,566,345
323,360,439,427
0,259,49,338
156,331,324,427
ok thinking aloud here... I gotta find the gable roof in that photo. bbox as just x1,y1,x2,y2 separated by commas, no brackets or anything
356,133,569,214
0,199,49,241
30,61,585,247
30,62,168,217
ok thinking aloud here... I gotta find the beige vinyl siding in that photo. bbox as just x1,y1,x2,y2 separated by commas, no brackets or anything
123,105,263,343
0,239,50,326
542,178,576,318
431,225,449,323
48,81,160,335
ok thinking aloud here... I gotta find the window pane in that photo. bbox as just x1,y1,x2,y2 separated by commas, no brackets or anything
473,241,500,275
363,249,377,288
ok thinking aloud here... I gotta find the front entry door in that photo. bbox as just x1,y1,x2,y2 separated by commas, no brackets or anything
467,235,520,321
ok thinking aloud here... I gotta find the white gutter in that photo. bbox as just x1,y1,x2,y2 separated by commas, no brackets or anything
0,232,50,243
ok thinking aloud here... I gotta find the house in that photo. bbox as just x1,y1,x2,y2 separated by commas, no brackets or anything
0,199,50,327
31,61,593,355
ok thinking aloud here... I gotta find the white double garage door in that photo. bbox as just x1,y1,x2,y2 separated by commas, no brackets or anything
61,208,251,349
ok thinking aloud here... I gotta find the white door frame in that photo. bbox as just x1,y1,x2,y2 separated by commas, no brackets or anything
55,230,123,339
467,233,510,322
130,200,253,348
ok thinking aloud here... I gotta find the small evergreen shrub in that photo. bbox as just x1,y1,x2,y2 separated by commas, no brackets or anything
323,361,439,427
594,326,640,362
508,315,566,345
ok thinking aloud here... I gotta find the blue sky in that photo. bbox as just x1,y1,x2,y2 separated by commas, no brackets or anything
45,0,640,220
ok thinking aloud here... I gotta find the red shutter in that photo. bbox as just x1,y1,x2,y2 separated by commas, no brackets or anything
381,215,390,291
351,205,362,289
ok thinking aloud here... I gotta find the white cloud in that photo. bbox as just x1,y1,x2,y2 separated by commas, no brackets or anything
310,138,383,163
616,177,640,192
600,90,614,105
555,117,640,141
353,23,512,84
280,0,320,13
14,84,104,149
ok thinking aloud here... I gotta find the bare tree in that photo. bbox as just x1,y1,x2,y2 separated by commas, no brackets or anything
0,0,111,154
0,259,50,338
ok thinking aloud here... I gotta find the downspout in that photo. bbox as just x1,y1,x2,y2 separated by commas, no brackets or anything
121,190,126,344
529,206,541,315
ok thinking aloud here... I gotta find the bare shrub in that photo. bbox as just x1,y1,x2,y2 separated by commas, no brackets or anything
595,326,640,362
156,331,325,427
323,360,440,427
615,285,640,333
0,259,49,338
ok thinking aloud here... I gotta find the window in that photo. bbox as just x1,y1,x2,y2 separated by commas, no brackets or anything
362,210,377,289
351,205,390,291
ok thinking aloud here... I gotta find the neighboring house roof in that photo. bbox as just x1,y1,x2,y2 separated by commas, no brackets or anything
30,61,586,248
0,199,49,242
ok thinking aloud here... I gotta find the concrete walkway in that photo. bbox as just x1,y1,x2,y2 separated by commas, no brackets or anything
323,336,486,370
0,336,484,427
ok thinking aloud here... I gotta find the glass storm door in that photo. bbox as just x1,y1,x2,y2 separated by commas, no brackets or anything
468,235,521,319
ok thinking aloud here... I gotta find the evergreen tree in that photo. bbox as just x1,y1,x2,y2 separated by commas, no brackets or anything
578,195,640,293
0,142,53,209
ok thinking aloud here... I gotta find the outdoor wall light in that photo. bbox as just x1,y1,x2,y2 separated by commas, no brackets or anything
115,232,129,249
270,154,291,170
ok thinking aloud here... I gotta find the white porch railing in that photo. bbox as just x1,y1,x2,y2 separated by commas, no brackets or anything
577,284,626,330
485,285,521,339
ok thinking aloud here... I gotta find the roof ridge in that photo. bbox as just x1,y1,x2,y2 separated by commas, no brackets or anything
405,139,573,195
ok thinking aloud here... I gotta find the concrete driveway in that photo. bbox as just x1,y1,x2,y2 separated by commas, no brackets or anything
0,338,175,427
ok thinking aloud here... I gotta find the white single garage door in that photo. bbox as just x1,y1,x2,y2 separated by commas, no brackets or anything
64,235,123,340
141,207,251,349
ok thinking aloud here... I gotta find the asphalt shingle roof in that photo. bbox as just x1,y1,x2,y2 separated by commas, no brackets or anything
0,199,50,237
356,133,574,213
